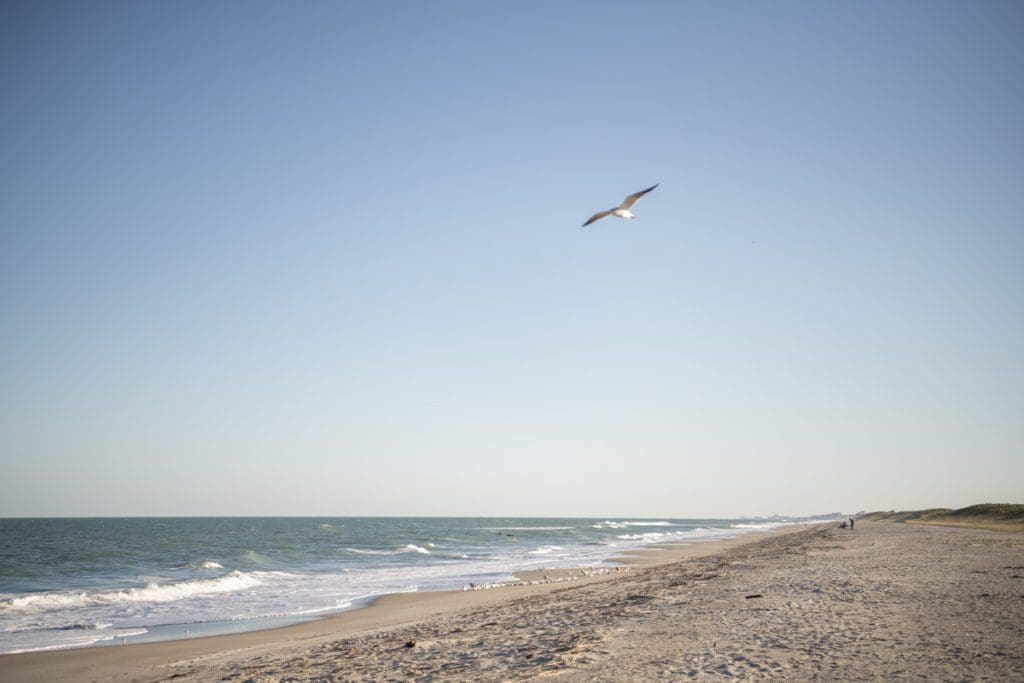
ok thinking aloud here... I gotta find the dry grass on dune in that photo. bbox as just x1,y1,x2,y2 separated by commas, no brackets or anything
860,503,1024,532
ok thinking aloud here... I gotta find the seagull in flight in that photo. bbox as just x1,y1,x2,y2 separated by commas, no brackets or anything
582,184,659,227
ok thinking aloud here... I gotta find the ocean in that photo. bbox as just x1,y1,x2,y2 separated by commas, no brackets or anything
0,516,803,654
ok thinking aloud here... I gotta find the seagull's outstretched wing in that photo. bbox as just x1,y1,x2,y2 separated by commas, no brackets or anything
618,183,659,210
582,210,613,227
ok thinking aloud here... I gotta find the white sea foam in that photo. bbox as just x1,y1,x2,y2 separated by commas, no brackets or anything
175,559,225,571
113,629,149,638
527,545,564,555
285,601,352,616
617,532,669,542
484,526,577,531
0,572,267,614
347,544,431,556
5,628,149,654
401,544,430,554
615,527,742,544
592,521,628,529
58,621,113,631
593,520,676,529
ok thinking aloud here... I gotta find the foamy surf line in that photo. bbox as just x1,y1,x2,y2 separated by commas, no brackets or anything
5,629,150,655
0,571,276,613
460,523,801,592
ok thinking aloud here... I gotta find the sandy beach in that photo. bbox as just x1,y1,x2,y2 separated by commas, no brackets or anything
3,521,1022,682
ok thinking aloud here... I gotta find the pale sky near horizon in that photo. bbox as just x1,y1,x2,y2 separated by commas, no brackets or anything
1,1,1022,518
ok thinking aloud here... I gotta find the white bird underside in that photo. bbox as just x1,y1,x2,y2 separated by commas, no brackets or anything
582,183,659,227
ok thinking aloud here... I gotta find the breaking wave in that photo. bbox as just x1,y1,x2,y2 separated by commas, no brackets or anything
592,520,678,529
345,544,432,556
1,572,270,614
527,545,564,555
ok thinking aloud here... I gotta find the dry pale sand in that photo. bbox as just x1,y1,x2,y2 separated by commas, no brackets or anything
2,522,1022,681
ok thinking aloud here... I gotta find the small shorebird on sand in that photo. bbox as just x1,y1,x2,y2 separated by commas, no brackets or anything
582,184,659,227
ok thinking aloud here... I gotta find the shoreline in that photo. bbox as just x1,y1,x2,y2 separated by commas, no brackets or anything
11,520,1017,680
1,522,802,656
0,524,809,681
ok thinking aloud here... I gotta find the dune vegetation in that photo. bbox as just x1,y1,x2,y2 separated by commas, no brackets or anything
860,504,1024,532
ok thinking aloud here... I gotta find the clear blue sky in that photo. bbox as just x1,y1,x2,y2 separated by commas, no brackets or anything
2,1,1021,517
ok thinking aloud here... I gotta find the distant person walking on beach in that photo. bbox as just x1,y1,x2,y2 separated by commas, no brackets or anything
849,517,854,530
